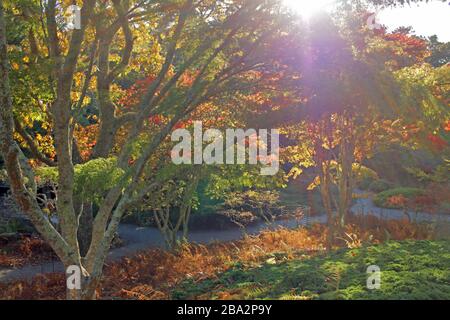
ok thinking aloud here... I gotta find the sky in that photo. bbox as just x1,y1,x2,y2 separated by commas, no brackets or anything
283,0,450,42
377,1,450,42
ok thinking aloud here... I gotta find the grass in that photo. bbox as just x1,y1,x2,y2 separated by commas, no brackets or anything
171,240,450,300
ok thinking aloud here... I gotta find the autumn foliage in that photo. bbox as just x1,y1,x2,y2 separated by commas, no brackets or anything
0,235,56,268
0,215,434,300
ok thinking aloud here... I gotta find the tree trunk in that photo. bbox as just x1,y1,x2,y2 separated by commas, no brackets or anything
336,115,356,233
1,1,77,267
65,263,99,300
320,161,334,251
75,200,93,257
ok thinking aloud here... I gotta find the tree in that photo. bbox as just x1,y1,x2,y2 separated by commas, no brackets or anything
426,35,450,67
124,163,203,252
0,0,298,299
280,9,448,248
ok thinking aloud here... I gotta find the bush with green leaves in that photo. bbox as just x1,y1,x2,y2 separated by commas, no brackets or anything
353,165,379,190
220,190,281,223
194,164,285,216
205,165,286,200
223,190,279,211
35,158,126,204
373,187,426,209
405,160,450,185
368,179,393,193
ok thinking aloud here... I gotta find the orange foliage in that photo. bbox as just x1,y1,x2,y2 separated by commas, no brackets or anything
74,124,99,161
0,274,66,300
444,120,450,132
117,76,155,110
382,32,429,62
100,227,325,300
387,195,408,208
0,216,433,300
0,235,56,268
427,133,448,151
343,215,432,245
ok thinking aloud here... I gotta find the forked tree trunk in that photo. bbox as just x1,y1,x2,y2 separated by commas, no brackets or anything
76,200,93,257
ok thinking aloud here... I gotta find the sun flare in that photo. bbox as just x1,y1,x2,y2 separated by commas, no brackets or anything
283,0,335,19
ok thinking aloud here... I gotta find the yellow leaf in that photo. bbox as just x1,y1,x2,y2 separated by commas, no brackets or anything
307,176,321,191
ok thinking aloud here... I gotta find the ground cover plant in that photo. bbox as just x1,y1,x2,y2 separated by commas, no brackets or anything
172,240,450,300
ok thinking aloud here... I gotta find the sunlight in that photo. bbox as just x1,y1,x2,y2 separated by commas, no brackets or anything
282,0,335,19
1,0,449,302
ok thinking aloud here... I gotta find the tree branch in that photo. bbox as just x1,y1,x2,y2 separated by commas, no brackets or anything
13,117,56,166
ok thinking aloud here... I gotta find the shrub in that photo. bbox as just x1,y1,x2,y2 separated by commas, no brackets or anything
368,179,393,193
0,235,56,268
221,190,281,222
223,190,279,210
358,177,374,190
35,157,126,205
374,187,426,209
353,165,378,190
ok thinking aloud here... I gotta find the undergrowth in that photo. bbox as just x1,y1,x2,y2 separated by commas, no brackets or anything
172,240,450,300
0,214,442,300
